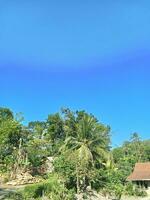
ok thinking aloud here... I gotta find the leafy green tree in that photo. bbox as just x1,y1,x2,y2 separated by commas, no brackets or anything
143,140,150,161
46,113,65,154
26,138,49,170
112,132,149,183
0,108,29,175
28,121,46,139
0,119,22,163
0,107,13,122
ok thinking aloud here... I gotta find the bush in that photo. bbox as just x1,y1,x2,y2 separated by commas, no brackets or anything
2,191,23,200
124,182,135,196
124,182,147,197
135,187,147,197
23,174,75,200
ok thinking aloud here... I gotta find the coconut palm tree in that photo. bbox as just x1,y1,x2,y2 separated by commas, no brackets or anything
61,113,110,192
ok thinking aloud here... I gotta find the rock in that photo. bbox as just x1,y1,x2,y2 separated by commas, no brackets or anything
45,157,54,173
75,190,110,200
6,171,41,186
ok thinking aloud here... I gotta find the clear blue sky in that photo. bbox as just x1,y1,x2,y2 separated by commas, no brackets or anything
0,1,150,146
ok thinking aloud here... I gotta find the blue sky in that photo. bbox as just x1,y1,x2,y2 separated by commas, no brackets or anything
0,1,150,146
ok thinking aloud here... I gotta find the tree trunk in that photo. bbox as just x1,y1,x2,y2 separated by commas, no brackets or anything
76,164,80,194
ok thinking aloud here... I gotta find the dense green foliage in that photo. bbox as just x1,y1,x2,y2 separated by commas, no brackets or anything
0,107,149,199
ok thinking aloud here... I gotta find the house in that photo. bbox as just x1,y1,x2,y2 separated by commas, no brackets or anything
127,162,150,190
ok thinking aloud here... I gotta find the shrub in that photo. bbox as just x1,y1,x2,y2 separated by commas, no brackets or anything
134,187,147,197
124,182,147,197
2,191,23,200
23,174,75,199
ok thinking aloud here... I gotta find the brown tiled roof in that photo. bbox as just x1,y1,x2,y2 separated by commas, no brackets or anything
127,162,150,181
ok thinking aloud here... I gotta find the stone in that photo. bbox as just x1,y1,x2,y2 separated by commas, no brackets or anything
6,171,41,186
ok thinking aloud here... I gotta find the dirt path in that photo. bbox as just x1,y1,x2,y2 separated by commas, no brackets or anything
121,197,150,200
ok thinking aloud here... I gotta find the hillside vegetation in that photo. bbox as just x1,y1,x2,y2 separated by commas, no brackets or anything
0,107,150,199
